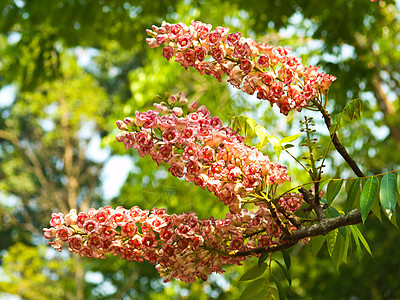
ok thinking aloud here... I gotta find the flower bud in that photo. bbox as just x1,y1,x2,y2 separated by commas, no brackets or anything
178,92,187,105
172,107,183,117
170,95,178,104
124,117,135,127
116,131,128,142
187,101,198,112
116,120,128,131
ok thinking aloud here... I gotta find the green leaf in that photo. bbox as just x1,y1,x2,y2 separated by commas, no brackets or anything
397,173,400,194
331,233,345,271
380,173,398,224
258,253,269,268
269,136,281,159
255,125,268,146
318,178,332,193
326,179,343,205
271,275,286,300
350,225,363,261
397,174,400,206
239,278,265,300
281,250,291,271
360,176,379,223
282,144,294,149
327,229,338,257
351,225,373,256
326,206,346,237
342,227,351,264
239,263,268,281
371,195,382,222
330,98,364,133
272,259,291,286
281,133,302,144
345,178,361,213
311,235,326,256
382,206,398,228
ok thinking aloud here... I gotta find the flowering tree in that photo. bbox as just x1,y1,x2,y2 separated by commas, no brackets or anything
44,20,400,297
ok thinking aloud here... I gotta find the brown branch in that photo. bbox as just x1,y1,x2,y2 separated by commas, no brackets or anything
299,187,326,221
317,107,365,178
231,208,362,257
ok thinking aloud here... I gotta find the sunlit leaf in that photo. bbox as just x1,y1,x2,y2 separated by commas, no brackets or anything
327,229,338,257
280,133,302,144
351,225,373,256
350,225,363,261
269,136,281,159
318,178,332,193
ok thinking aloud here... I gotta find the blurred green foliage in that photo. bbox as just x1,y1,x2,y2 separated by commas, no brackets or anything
0,0,400,299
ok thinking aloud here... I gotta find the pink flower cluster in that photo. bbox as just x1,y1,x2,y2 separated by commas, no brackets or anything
44,196,302,282
146,21,336,115
116,93,290,213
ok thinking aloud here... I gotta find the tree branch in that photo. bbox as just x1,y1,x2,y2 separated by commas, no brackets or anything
318,108,365,178
231,208,362,257
299,187,326,221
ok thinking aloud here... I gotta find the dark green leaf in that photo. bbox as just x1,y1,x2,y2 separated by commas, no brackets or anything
271,275,286,300
239,278,265,300
272,259,291,286
239,263,268,281
360,176,379,223
331,233,345,271
342,227,351,264
281,250,291,271
380,173,398,223
345,178,361,213
371,195,382,222
258,253,269,268
326,206,346,237
311,235,326,256
326,179,343,205
282,144,294,149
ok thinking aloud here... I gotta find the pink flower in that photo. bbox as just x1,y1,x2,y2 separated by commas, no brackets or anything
163,46,175,61
50,213,64,227
43,228,56,239
83,219,98,234
177,34,192,50
146,21,336,115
